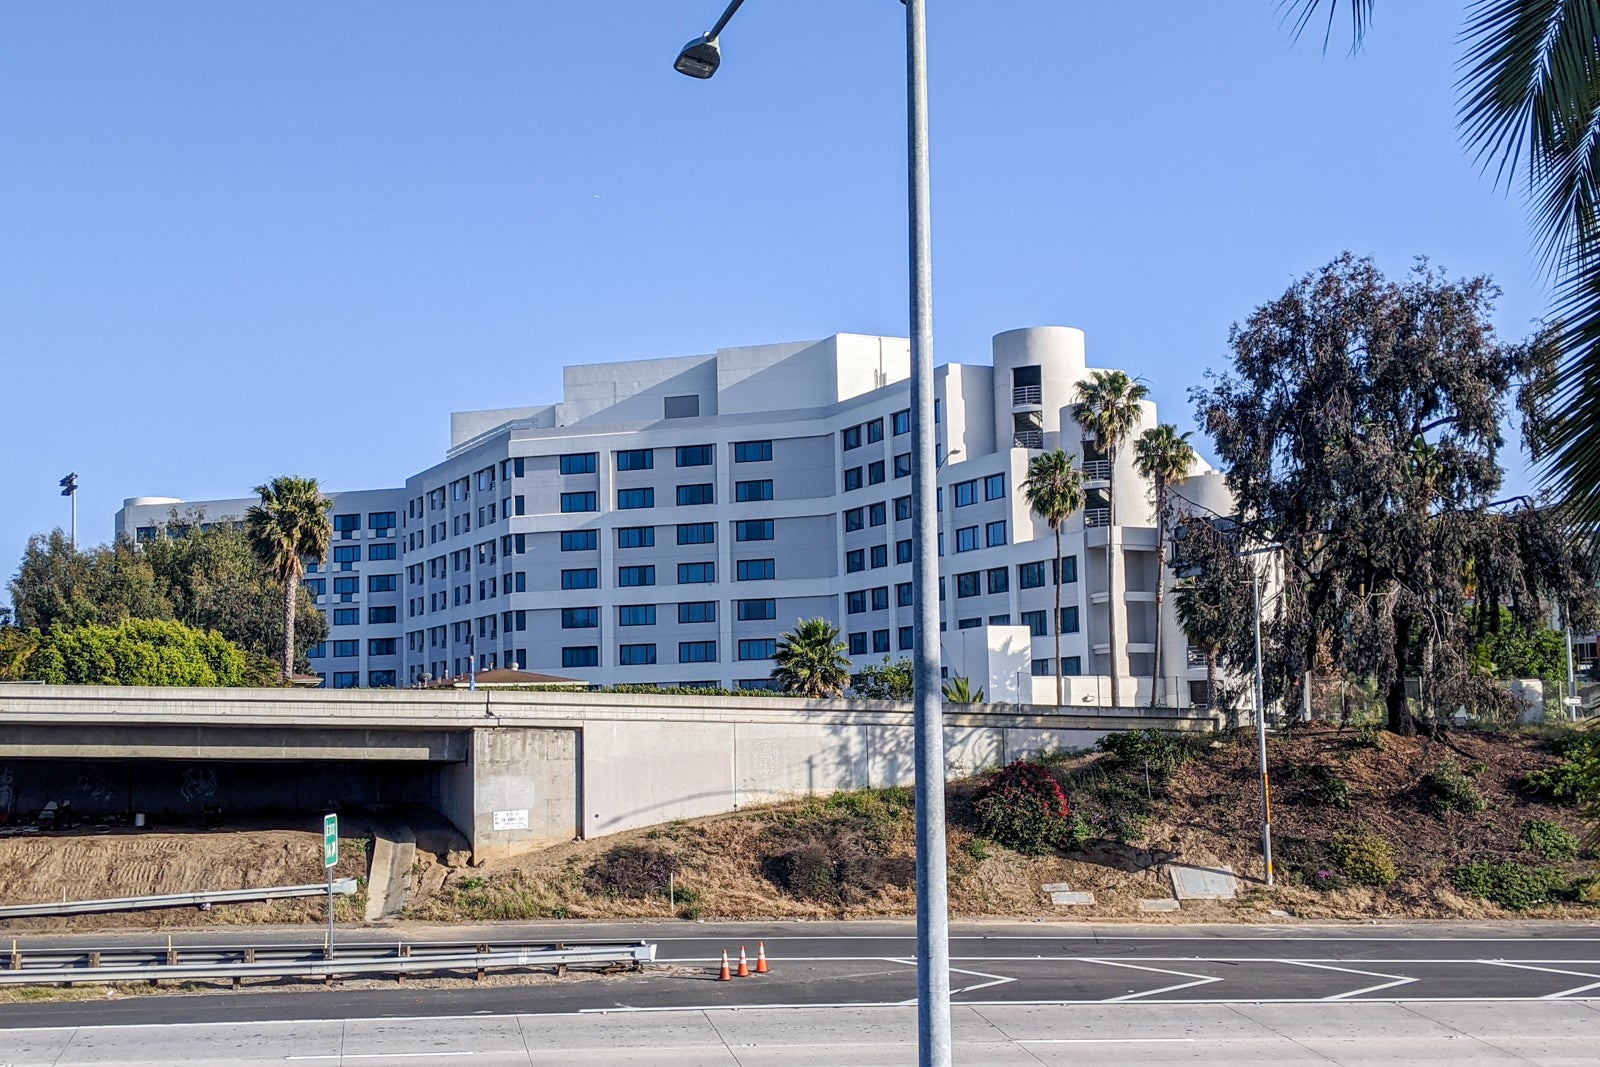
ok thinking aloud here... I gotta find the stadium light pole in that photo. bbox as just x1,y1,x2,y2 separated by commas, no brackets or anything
674,3,951,1062
59,473,78,550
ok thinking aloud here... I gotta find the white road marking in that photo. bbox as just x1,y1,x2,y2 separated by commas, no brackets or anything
1079,958,1224,1001
1016,1038,1198,1045
1275,959,1419,1000
1478,959,1600,999
285,1054,475,1061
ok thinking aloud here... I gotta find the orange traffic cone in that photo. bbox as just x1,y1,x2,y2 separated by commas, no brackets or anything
737,945,750,978
755,941,769,975
717,949,731,982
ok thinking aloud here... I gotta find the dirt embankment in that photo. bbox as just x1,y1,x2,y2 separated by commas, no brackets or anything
2,726,1595,929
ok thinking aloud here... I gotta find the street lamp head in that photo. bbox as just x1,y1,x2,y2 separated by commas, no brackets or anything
675,34,722,78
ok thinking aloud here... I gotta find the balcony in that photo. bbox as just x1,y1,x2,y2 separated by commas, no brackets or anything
1084,507,1111,528
1082,459,1111,481
1187,647,1207,668
1013,430,1044,450
1012,384,1042,406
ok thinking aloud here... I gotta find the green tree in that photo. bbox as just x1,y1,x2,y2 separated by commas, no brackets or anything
941,675,985,703
1468,606,1569,683
1171,513,1258,727
1283,2,1600,536
1133,424,1197,707
1072,370,1147,707
771,618,852,698
1193,254,1584,733
1022,449,1085,708
9,531,170,631
142,511,326,672
853,657,915,701
26,618,247,687
245,477,333,681
0,625,39,681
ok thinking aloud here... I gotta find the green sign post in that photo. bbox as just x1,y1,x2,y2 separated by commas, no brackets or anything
323,813,338,958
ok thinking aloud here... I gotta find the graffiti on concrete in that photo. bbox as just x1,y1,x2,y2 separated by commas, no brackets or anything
178,767,219,803
76,774,118,804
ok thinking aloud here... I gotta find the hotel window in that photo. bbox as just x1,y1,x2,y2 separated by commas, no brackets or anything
892,409,911,435
896,539,913,564
331,672,359,689
871,586,889,611
368,606,397,624
333,546,360,568
307,642,326,659
846,549,865,573
895,496,911,521
368,670,397,688
845,508,864,532
368,543,397,561
736,519,774,541
868,461,885,485
893,453,911,479
1061,656,1083,676
369,512,396,532
678,601,716,624
616,449,654,471
678,561,715,584
560,453,597,475
561,491,597,513
737,598,776,621
848,632,867,655
1057,555,1079,584
842,425,862,450
985,473,1005,500
958,618,982,630
736,558,775,581
618,565,656,587
617,604,655,626
562,530,598,551
561,568,598,590
304,578,326,596
847,590,867,614
1060,606,1081,634
866,418,884,443
369,638,397,656
676,483,714,506
333,576,358,599
1021,610,1048,637
676,444,715,467
844,467,863,491
954,480,978,507
868,502,886,527
617,526,655,549
368,574,397,592
1019,561,1047,589
735,479,772,502
986,521,1007,548
873,629,890,654
617,487,655,510
898,626,914,650
956,526,980,553
332,640,359,657
734,440,772,462
562,646,599,669
333,514,360,535
332,608,359,626
870,544,888,569
562,607,599,628
618,643,657,666
956,571,980,598
987,567,1009,594
738,638,776,661
677,522,715,545
679,640,717,663
897,582,913,607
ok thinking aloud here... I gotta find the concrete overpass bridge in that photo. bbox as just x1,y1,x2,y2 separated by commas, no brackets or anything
0,685,1218,860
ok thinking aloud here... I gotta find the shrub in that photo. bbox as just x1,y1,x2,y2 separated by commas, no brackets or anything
1452,862,1568,910
761,835,913,905
1094,730,1196,772
973,760,1070,855
1330,829,1399,887
1520,818,1580,861
1422,757,1488,814
583,844,681,899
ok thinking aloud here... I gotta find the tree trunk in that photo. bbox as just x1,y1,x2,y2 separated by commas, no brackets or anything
1149,478,1165,708
1209,650,1229,729
1106,455,1122,707
1054,526,1063,709
281,570,297,682
1385,612,1414,735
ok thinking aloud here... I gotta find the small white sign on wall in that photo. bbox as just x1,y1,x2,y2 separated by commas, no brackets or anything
492,809,530,831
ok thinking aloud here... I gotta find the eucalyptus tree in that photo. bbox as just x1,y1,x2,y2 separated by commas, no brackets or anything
1022,449,1085,708
1072,370,1147,707
245,476,333,681
1133,424,1197,707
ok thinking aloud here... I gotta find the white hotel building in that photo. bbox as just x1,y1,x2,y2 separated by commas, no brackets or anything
116,326,1234,706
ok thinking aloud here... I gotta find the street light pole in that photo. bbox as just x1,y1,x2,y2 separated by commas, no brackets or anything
58,473,78,550
1250,557,1272,886
673,4,950,1060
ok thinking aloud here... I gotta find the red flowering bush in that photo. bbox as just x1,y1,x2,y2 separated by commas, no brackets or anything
974,760,1071,855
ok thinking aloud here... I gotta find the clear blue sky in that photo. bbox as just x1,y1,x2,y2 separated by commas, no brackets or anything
0,1,1542,591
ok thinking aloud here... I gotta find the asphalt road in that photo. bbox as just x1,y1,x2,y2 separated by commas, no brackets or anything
2,920,1598,1030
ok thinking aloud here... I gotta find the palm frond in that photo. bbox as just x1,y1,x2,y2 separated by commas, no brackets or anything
1280,0,1378,53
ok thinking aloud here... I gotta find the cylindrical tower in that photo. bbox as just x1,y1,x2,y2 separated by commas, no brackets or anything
989,327,1088,456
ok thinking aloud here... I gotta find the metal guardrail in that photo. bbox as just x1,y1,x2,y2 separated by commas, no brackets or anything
0,879,359,919
0,939,656,985
1081,459,1111,481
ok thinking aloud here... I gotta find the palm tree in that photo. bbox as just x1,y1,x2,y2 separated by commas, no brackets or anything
771,617,852,697
245,476,333,681
1022,449,1085,708
1133,424,1197,707
941,675,985,703
1285,2,1600,533
1072,369,1147,707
